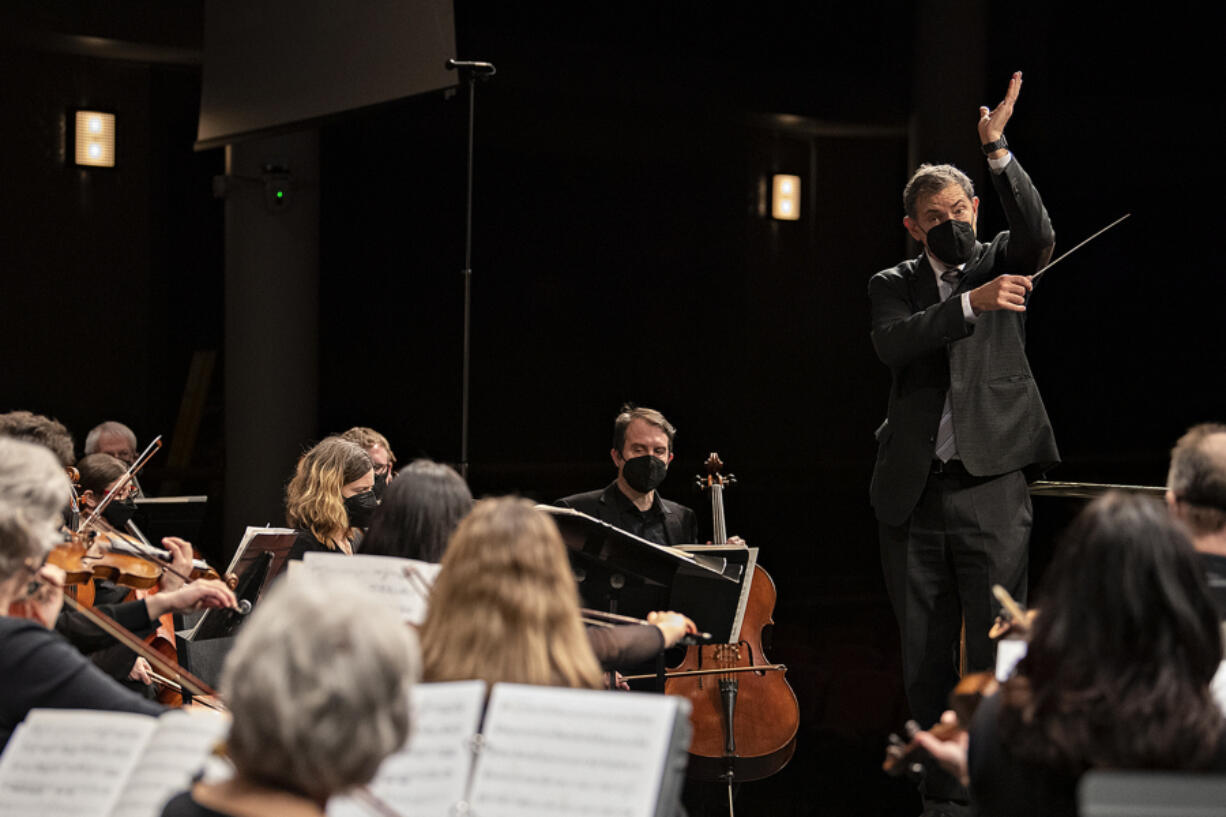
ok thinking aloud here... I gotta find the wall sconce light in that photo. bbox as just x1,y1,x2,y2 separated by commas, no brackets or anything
74,111,116,168
771,173,800,221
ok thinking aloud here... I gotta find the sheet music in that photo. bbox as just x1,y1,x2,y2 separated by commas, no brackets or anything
328,681,486,817
300,553,440,625
469,685,682,817
0,709,157,817
995,639,1028,682
224,526,296,576
1213,660,1226,715
109,709,230,817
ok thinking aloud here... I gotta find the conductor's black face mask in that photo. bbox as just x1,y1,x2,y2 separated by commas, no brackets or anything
922,218,977,266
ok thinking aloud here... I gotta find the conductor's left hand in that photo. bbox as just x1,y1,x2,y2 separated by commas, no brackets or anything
979,71,1022,147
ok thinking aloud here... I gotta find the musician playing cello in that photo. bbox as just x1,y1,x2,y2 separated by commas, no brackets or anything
557,404,698,546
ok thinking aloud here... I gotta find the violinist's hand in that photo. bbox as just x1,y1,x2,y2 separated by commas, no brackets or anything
913,710,970,786
127,657,153,686
26,564,67,628
648,610,698,648
146,579,238,619
157,537,195,592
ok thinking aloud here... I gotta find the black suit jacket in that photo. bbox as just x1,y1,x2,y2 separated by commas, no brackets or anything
869,157,1060,527
556,482,698,546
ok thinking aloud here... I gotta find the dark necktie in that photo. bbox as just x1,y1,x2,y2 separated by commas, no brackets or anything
935,266,963,462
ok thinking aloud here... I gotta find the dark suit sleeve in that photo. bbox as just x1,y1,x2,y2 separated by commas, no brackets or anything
869,271,975,369
992,157,1055,276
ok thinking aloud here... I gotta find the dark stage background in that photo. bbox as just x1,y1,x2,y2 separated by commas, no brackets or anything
3,3,1225,815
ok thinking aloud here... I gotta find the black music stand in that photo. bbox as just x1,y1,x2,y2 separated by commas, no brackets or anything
540,506,746,643
189,550,273,642
133,495,209,547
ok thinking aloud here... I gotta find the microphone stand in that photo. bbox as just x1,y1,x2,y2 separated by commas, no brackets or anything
445,59,496,482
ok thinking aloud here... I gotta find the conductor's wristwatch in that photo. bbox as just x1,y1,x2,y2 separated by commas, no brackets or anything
981,135,1009,155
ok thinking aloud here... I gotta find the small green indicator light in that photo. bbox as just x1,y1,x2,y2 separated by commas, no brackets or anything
276,190,284,199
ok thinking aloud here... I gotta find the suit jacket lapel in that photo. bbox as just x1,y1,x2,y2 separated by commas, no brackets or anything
955,243,991,293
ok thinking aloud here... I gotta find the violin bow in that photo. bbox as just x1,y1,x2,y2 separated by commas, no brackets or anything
60,591,219,701
78,435,163,532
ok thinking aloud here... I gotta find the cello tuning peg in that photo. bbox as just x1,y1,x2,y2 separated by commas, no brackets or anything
904,720,921,739
725,473,737,485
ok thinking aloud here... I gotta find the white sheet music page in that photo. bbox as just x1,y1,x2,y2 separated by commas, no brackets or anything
0,709,158,817
328,680,486,817
224,526,296,576
108,708,230,817
300,552,440,625
469,684,681,817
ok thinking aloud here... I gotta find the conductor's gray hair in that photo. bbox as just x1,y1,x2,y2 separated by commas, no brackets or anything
903,163,975,220
220,577,420,800
83,421,137,456
0,438,71,580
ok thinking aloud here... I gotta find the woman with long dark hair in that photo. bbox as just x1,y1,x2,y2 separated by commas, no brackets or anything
359,460,472,563
918,491,1226,816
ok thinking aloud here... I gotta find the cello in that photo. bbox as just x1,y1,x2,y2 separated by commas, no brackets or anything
664,453,800,796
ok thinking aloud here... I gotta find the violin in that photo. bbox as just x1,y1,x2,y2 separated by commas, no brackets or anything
60,439,232,702
48,531,161,589
663,454,800,786
71,435,235,589
882,671,998,777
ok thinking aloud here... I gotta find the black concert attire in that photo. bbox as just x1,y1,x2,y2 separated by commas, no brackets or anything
288,529,360,561
1199,552,1226,620
160,794,231,817
869,154,1058,747
161,784,325,817
967,691,1226,817
557,482,698,546
0,616,164,749
56,596,160,687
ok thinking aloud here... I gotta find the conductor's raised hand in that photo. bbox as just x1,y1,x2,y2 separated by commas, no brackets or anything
979,71,1022,148
969,274,1032,314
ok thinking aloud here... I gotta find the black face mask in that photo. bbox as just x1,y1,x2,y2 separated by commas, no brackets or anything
621,455,668,494
102,497,137,529
923,218,977,266
373,471,388,501
344,490,379,529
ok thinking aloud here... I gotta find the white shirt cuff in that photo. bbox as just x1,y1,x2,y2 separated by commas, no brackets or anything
987,151,1013,173
961,291,978,323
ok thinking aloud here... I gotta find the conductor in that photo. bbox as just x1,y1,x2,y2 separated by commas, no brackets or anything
868,70,1059,810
